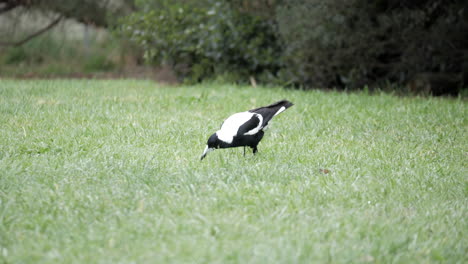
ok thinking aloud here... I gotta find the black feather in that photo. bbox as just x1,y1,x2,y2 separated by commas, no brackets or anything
237,115,261,135
249,100,294,127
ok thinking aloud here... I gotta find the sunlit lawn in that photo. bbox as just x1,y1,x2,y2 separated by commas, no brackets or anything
0,79,466,263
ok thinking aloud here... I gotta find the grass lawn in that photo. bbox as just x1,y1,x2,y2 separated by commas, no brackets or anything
0,79,466,263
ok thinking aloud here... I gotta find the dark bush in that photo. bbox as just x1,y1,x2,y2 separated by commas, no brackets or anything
119,0,467,93
276,0,467,91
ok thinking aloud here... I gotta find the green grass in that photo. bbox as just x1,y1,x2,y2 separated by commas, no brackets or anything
0,79,466,263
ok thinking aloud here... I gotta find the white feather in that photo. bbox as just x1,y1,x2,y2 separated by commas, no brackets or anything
273,106,286,117
216,111,256,143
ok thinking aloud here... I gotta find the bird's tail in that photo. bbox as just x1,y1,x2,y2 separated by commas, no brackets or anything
249,100,294,114
248,100,293,126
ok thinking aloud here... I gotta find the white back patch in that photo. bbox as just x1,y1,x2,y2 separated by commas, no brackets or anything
216,111,255,144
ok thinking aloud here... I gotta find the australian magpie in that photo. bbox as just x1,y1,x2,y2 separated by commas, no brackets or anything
200,100,294,160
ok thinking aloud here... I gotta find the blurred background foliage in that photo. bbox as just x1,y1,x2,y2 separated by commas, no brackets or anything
120,0,281,83
0,0,137,77
1,0,467,94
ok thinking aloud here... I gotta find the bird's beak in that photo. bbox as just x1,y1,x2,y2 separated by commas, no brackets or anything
200,145,213,160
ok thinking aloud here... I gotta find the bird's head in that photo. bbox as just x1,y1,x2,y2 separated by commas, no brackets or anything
200,133,220,160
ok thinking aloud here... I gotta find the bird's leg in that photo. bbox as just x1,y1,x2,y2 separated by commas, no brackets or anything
243,146,246,157
253,146,258,155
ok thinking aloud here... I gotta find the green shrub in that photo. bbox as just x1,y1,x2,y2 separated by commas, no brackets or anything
119,0,282,83
0,30,124,76
1,35,60,65
118,0,466,92
84,54,115,72
1,33,76,66
2,46,29,65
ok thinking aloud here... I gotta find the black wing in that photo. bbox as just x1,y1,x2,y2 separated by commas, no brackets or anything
236,114,261,136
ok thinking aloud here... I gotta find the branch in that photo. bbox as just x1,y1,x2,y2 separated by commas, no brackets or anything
0,0,31,14
0,15,62,47
0,3,18,14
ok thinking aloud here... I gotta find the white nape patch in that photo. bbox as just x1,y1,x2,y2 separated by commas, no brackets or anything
244,113,263,135
273,106,286,117
216,111,255,144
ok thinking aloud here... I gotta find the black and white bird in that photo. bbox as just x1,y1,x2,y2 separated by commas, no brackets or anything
200,100,294,160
